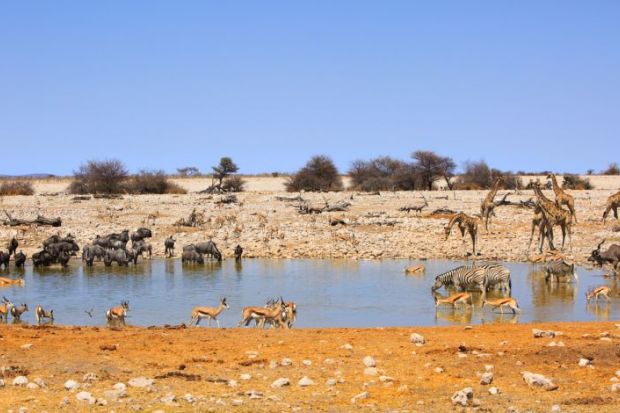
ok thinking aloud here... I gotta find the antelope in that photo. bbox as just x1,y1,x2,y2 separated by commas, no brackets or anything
0,296,13,322
433,292,473,308
189,297,229,327
482,297,521,314
0,276,24,286
586,286,611,303
280,299,297,328
106,301,129,325
35,305,54,325
238,300,287,328
10,303,28,321
404,264,425,275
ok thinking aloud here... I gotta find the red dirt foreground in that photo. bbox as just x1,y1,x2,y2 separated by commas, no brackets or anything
1,322,620,412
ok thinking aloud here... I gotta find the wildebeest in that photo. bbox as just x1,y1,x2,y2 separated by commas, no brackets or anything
588,240,620,270
47,241,80,257
132,240,152,259
94,230,130,250
182,250,204,264
545,260,577,282
183,241,222,261
104,249,131,266
7,237,18,256
82,244,107,266
32,250,54,267
164,236,176,257
57,251,71,267
234,245,243,261
14,251,26,268
131,227,152,242
43,234,76,250
0,251,9,269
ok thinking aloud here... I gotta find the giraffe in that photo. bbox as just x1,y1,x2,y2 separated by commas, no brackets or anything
480,177,503,232
444,212,479,256
547,173,577,223
532,182,573,250
603,190,620,222
528,203,555,253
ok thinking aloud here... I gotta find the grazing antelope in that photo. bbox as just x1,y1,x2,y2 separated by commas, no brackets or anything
190,297,229,327
586,286,611,303
482,297,521,314
0,276,24,286
0,296,13,322
35,305,54,325
106,301,129,325
238,300,287,329
433,292,473,308
10,303,28,321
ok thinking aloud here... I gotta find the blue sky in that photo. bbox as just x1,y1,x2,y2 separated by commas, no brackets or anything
1,1,618,175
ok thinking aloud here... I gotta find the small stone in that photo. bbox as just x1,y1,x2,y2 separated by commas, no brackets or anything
269,360,279,369
451,387,473,407
341,343,353,350
26,383,39,390
113,382,127,392
82,373,97,382
434,367,444,374
326,378,337,387
616,370,620,377
76,391,95,404
551,405,561,413
364,367,378,376
302,359,312,366
379,375,394,382
64,379,79,390
484,364,494,371
323,358,335,365
488,387,500,395
33,378,46,388
271,378,290,388
281,358,292,366
532,329,556,338
245,390,263,399
20,344,32,350
410,333,425,345
480,372,494,385
128,377,155,388
298,376,314,387
363,356,376,367
160,394,177,406
12,376,29,386
228,379,238,387
578,358,592,367
351,391,368,404
0,379,4,388
611,383,620,392
240,373,251,380
611,377,619,382
522,371,558,391
231,399,243,406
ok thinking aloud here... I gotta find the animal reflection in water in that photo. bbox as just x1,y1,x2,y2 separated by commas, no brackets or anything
433,292,475,324
529,269,578,306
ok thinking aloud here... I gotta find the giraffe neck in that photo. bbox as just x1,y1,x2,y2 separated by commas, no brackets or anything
550,174,563,195
484,180,501,203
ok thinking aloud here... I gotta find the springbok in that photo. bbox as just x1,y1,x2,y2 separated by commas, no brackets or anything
35,305,54,325
0,297,13,322
482,297,521,314
190,297,229,327
106,301,129,325
0,276,24,286
586,286,611,303
238,300,287,328
433,292,473,308
404,265,425,275
10,303,28,321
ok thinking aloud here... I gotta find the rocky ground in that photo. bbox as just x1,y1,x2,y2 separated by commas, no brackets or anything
0,177,618,266
1,322,620,412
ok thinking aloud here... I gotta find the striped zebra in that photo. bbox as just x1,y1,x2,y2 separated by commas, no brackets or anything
431,266,487,295
477,264,512,293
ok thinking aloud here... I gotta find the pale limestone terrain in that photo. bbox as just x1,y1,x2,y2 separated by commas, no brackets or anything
0,176,618,265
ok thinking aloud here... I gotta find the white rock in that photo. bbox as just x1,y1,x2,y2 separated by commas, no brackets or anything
12,376,29,386
521,371,558,391
363,356,376,367
578,358,592,367
341,343,353,350
302,359,312,366
351,391,368,404
484,364,494,371
298,376,314,387
269,360,279,369
160,394,177,406
326,378,337,387
410,333,425,345
240,373,251,381
0,379,4,388
82,372,97,382
26,382,39,390
232,399,243,406
488,387,500,395
451,387,473,406
480,372,494,385
245,390,262,399
271,378,290,388
364,367,378,376
228,379,238,388
551,405,561,413
281,358,293,366
434,367,444,374
379,375,394,382
128,377,155,388
113,382,127,392
76,391,96,404
611,383,620,392
532,329,556,338
33,378,46,388
20,344,32,350
616,370,620,377
64,379,79,390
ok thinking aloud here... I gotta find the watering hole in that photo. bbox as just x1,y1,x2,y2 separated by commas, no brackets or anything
1,259,618,327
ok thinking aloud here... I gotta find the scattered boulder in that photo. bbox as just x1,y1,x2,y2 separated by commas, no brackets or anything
326,378,337,387
532,329,558,338
578,358,592,367
26,382,39,390
240,373,251,381
281,358,293,366
522,371,558,391
410,333,425,345
451,387,474,407
611,383,620,392
76,391,96,404
12,376,29,386
364,367,378,376
271,378,290,388
64,379,79,390
128,377,155,388
298,376,315,387
480,372,494,385
488,387,500,395
363,356,376,368
351,391,369,404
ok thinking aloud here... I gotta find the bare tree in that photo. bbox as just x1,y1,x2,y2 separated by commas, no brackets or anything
411,151,455,190
286,155,343,192
69,159,128,194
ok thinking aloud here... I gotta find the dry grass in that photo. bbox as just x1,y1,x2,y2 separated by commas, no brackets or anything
0,180,35,196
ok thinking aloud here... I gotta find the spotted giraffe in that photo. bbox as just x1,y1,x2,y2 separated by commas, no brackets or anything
480,177,503,232
444,212,479,256
547,173,577,223
603,191,620,222
532,182,573,250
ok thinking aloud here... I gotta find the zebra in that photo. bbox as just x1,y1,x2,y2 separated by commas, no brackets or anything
477,264,512,293
431,266,487,296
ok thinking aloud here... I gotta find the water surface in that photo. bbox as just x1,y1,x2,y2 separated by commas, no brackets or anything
1,259,617,327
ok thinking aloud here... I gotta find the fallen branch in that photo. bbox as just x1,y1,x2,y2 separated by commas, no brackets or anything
430,208,457,215
2,211,62,227
93,194,123,199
